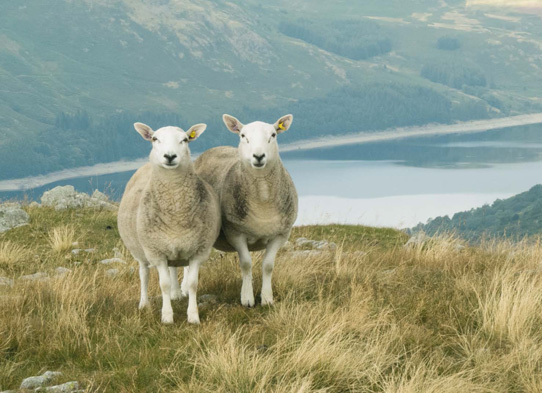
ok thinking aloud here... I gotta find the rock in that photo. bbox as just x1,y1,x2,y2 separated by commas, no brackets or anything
404,231,428,248
282,241,293,251
105,268,119,278
199,294,218,304
55,267,72,276
20,371,62,390
84,248,96,253
29,201,41,208
100,258,126,265
71,249,82,255
288,250,323,259
41,186,117,211
41,186,89,210
0,203,30,233
39,381,81,393
0,277,14,287
20,272,49,282
295,237,336,250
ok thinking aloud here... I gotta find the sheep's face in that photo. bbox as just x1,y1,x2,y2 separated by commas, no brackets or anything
134,123,206,170
222,114,293,170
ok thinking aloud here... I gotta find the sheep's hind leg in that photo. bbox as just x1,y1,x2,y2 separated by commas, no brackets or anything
261,237,285,306
137,260,150,309
169,267,183,300
228,234,255,307
156,260,174,324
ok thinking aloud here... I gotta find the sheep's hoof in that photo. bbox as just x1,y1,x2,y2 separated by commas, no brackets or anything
241,297,256,308
138,300,150,310
187,312,200,325
261,296,274,306
161,312,174,324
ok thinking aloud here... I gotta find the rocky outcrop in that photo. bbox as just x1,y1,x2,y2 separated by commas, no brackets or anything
40,186,116,211
0,203,30,233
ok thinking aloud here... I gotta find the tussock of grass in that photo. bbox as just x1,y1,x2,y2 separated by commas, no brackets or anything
1,207,542,391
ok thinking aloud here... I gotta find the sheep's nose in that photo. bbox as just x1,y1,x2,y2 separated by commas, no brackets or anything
164,154,177,163
253,154,265,162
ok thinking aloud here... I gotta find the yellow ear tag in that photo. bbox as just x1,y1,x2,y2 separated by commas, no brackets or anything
190,130,196,139
278,122,285,131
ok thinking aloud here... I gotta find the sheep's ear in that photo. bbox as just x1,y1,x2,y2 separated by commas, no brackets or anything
134,122,154,141
223,114,243,134
186,123,207,142
273,114,293,134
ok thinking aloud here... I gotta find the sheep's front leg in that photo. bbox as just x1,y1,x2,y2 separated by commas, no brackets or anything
229,234,254,307
261,237,285,306
169,267,182,300
137,260,150,309
180,266,190,298
185,258,203,324
156,261,174,324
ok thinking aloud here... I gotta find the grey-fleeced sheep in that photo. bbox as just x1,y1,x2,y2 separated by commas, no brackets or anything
194,114,298,307
118,122,221,324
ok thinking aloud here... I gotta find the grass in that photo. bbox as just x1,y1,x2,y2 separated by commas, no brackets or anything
2,205,542,391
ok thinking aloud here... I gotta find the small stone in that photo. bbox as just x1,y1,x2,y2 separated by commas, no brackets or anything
199,294,218,304
20,272,49,282
282,241,293,251
100,258,126,265
288,250,323,259
71,249,82,255
0,277,14,287
84,248,96,253
41,381,80,393
55,267,72,276
73,262,82,266
20,371,62,390
105,268,119,278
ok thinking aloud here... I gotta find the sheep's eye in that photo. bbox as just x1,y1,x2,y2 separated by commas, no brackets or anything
241,134,245,138
272,133,277,138
180,139,188,144
152,137,158,142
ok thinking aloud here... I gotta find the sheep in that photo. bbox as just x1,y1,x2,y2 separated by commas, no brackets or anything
117,122,221,324
194,114,298,307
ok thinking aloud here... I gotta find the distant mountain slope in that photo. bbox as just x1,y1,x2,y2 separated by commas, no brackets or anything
412,185,542,241
1,0,542,179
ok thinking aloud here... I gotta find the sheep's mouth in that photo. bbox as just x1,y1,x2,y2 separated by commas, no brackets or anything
252,163,265,168
164,162,179,168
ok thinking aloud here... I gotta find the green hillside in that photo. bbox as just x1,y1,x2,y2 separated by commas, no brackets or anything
413,184,542,241
2,0,542,179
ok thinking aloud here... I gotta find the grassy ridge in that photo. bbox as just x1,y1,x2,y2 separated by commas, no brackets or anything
2,206,542,391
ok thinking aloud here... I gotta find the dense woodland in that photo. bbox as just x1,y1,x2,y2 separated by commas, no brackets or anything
279,19,392,61
413,185,542,241
0,81,490,180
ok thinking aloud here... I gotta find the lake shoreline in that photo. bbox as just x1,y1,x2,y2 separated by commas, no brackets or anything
2,112,542,192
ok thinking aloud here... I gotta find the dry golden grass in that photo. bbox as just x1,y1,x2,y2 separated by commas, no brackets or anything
0,240,31,275
47,224,77,253
2,207,542,392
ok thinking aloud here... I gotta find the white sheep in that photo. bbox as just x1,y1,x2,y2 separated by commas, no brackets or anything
118,122,221,324
194,114,298,307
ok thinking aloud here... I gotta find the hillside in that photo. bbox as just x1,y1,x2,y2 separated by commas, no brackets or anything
3,196,542,391
413,184,542,241
2,0,542,179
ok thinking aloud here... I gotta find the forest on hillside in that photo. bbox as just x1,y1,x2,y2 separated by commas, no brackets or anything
412,185,542,241
0,81,490,180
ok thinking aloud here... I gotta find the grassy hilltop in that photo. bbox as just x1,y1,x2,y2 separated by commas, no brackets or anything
2,204,542,391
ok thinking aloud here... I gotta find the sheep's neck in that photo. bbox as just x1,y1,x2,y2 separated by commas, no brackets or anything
149,163,197,211
244,162,282,203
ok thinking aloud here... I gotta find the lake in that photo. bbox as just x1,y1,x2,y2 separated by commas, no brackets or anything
2,124,542,229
